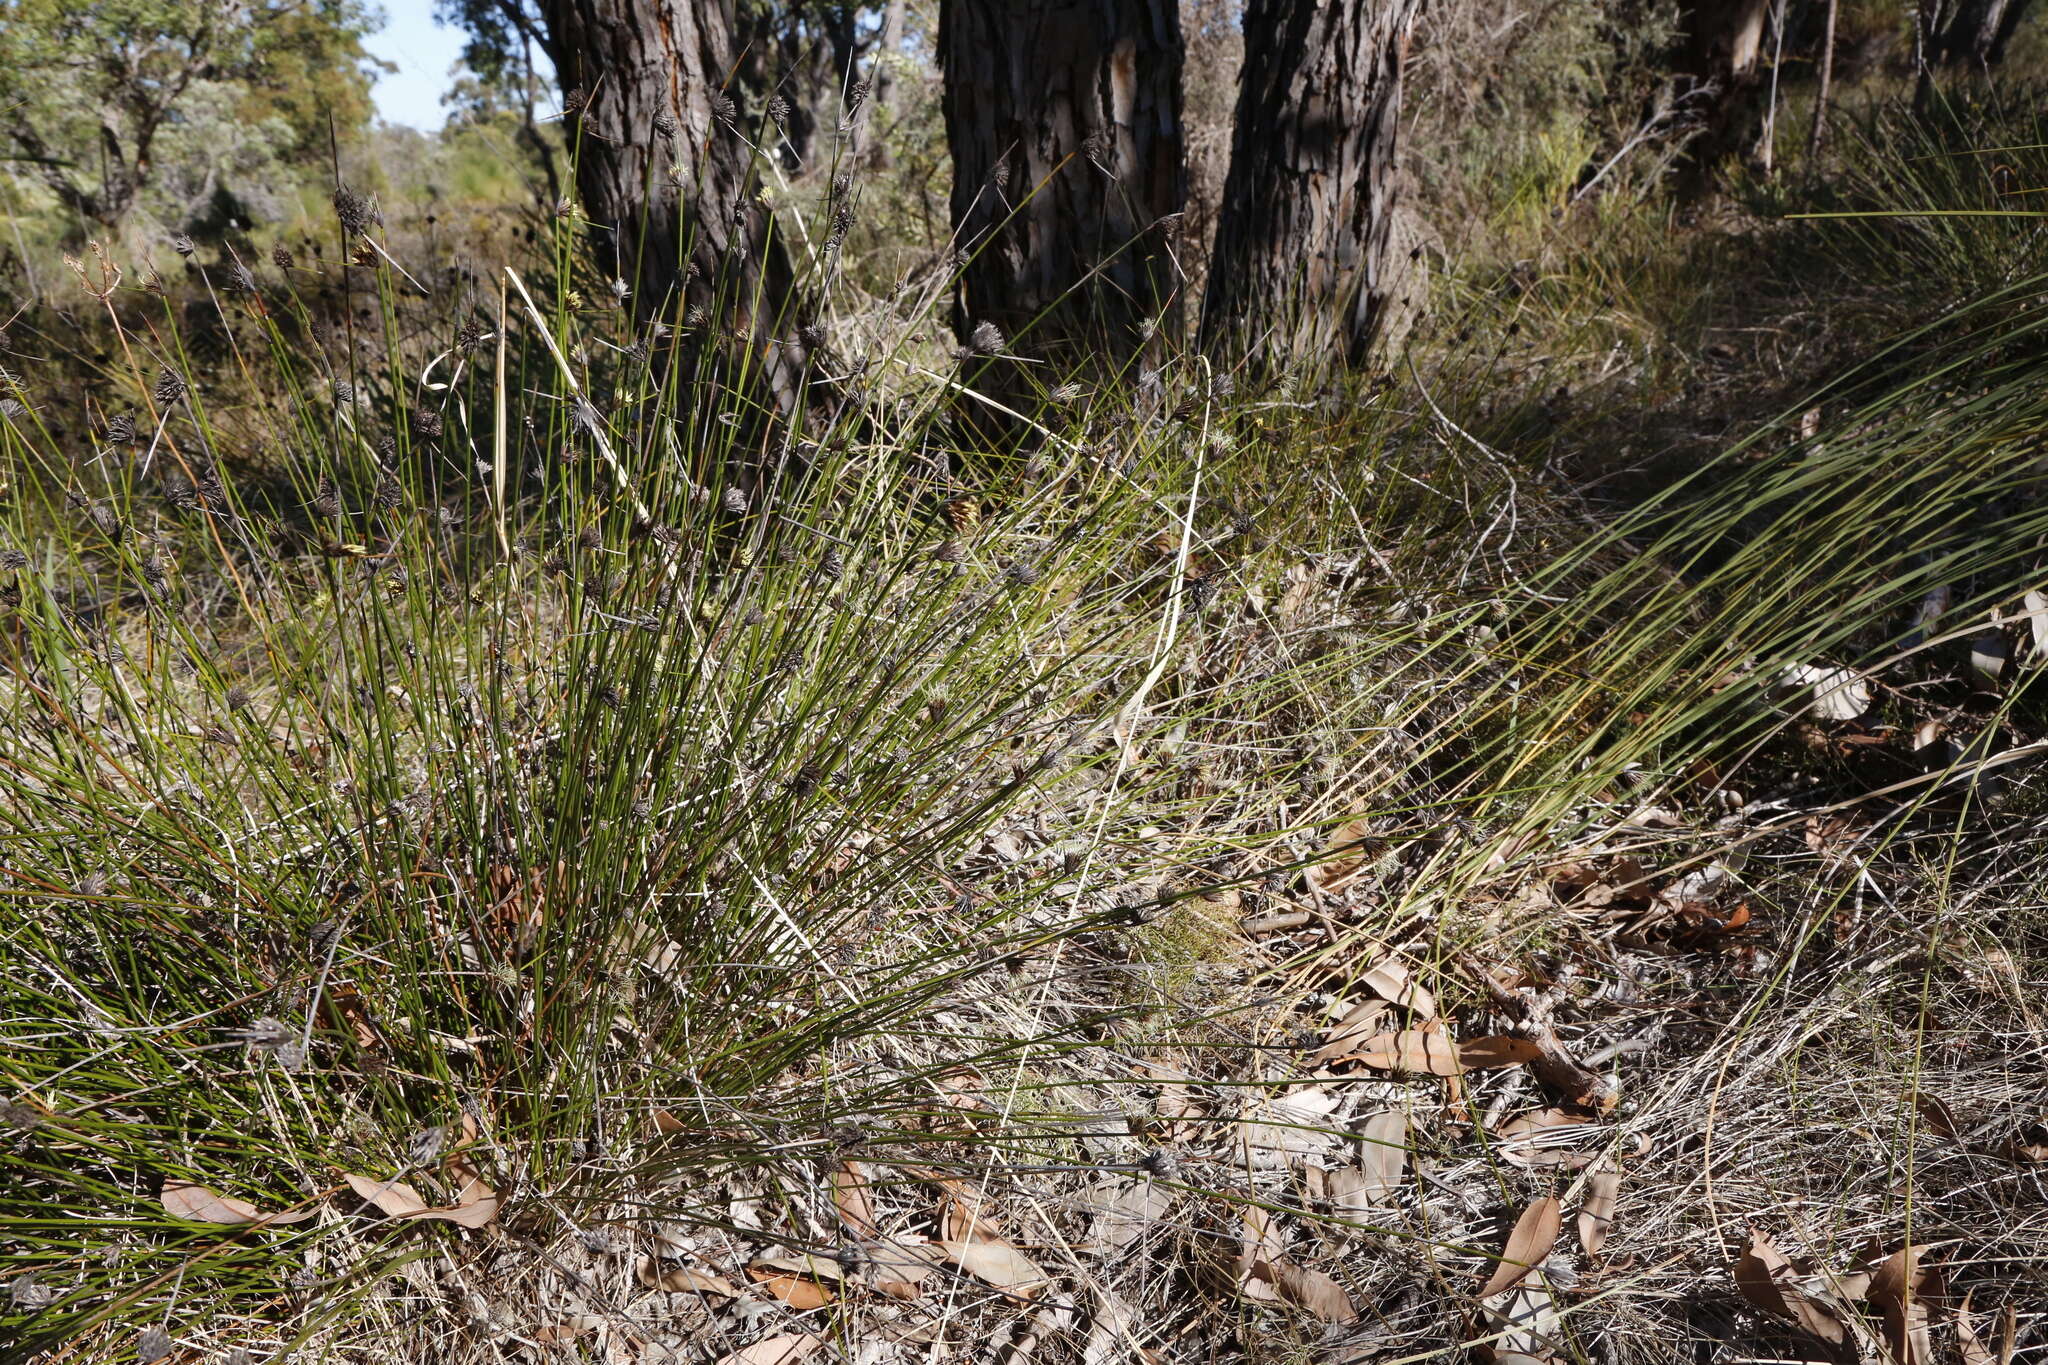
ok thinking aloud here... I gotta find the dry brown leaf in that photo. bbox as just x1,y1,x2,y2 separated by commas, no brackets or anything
1306,818,1375,896
830,1161,880,1238
938,1238,1049,1299
342,1172,431,1218
750,1271,832,1310
1478,1197,1561,1299
1577,1168,1620,1258
867,1235,945,1299
716,1333,824,1365
1082,1177,1176,1254
160,1180,313,1226
1136,1059,1201,1141
1351,1030,1542,1076
1495,1108,1598,1170
637,1260,743,1297
1359,959,1437,1019
1481,1281,1564,1362
935,1176,1004,1243
1869,1244,1943,1365
1913,1093,1961,1143
532,1316,601,1344
1954,1291,2017,1365
1438,1033,1544,1071
1732,1229,1848,1346
1332,1109,1409,1212
1313,998,1390,1063
446,1157,498,1219
1255,1260,1357,1323
341,1171,498,1227
1349,1029,1459,1075
750,1251,845,1307
1237,1207,1287,1302
1237,1085,1343,1168
416,1192,498,1227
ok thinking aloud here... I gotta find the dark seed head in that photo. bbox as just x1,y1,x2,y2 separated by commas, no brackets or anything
333,185,381,238
311,475,342,518
152,366,186,406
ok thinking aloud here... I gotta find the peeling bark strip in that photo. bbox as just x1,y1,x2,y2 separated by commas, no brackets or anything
939,0,1186,385
534,0,794,336
1201,0,1423,369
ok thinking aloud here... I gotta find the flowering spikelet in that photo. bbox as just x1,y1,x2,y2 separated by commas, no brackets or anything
308,919,343,959
413,407,443,439
966,320,1005,355
87,500,126,543
169,233,195,258
721,486,749,515
272,243,295,271
195,463,228,511
9,1271,50,1310
373,467,404,511
333,185,381,237
103,412,137,445
153,365,187,407
710,90,739,129
933,538,966,564
768,95,792,127
944,495,980,534
311,474,343,518
230,1016,292,1050
652,109,677,139
407,1125,447,1165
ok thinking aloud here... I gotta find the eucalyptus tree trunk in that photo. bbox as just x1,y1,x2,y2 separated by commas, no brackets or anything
1671,0,1772,190
1200,0,1424,369
1930,0,2037,67
939,0,1186,408
533,0,795,344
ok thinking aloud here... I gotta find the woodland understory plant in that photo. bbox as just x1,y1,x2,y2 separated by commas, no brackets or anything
2,100,2047,1365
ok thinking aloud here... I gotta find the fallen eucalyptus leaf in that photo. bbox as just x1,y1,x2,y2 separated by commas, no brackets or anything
1478,1197,1561,1299
161,1180,312,1226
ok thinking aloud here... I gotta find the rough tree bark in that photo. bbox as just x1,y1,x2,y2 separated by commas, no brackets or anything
938,0,1186,405
532,0,796,341
1200,0,1424,369
1928,0,2037,68
1669,0,1772,191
